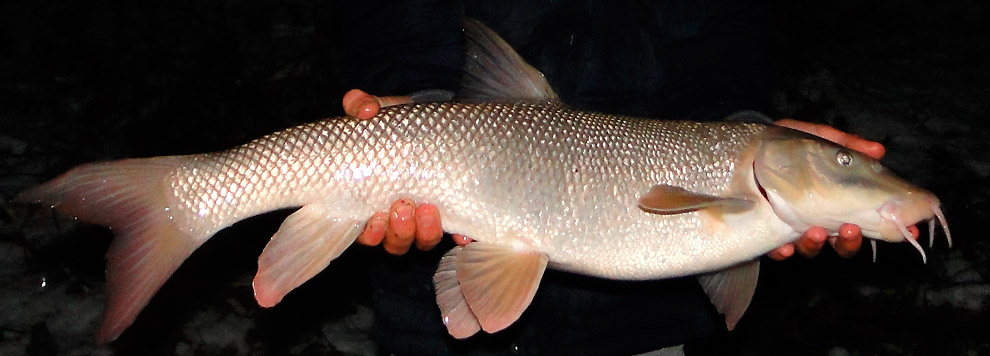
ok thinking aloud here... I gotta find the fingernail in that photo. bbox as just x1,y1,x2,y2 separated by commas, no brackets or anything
394,202,413,221
452,234,474,246
418,210,434,226
369,213,385,228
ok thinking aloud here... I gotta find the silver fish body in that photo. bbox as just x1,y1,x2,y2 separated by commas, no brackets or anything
168,100,790,280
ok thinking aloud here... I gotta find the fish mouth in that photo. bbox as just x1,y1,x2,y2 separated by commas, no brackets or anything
875,200,952,263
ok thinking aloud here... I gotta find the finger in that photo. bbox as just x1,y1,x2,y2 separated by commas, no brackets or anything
342,89,380,120
383,199,417,255
775,119,886,159
342,89,412,120
842,137,885,160
829,223,863,259
452,234,474,247
912,225,920,239
795,226,828,258
356,211,387,246
414,204,444,250
767,243,795,261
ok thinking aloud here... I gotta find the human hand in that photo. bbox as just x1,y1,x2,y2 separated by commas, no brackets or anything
345,89,474,254
342,89,413,120
766,119,919,260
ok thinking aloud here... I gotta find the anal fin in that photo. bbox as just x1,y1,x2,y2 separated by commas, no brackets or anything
696,260,760,330
253,203,364,307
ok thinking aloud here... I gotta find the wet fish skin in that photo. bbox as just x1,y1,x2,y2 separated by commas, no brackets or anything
170,101,788,279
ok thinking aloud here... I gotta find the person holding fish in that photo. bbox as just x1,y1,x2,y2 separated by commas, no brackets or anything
18,0,942,354
327,2,917,355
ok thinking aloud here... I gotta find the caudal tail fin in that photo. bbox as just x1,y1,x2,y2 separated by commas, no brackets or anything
16,156,204,344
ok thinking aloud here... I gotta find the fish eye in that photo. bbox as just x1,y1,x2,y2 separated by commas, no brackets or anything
836,150,853,166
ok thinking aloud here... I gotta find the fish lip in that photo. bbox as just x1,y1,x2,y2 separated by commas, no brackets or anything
871,201,917,240
877,201,935,263
878,198,936,231
876,196,952,248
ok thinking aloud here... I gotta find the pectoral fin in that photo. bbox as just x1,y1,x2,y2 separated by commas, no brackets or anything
638,184,754,214
253,203,364,307
696,260,760,330
434,242,548,335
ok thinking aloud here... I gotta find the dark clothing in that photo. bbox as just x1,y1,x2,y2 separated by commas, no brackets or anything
328,0,771,121
326,1,772,355
371,242,723,356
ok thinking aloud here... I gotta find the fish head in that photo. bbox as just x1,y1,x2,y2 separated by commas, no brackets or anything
752,128,949,251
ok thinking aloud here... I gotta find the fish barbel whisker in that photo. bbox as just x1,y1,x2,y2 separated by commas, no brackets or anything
932,204,952,248
928,217,936,248
870,240,878,263
880,208,927,263
900,220,927,264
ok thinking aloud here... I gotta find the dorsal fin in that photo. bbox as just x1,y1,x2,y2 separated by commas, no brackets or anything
457,18,558,102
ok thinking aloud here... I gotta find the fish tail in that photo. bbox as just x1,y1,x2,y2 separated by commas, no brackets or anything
17,156,204,344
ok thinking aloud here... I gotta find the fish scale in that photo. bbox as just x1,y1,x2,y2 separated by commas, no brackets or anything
159,100,777,280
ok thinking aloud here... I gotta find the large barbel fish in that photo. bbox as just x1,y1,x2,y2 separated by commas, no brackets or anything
17,20,950,343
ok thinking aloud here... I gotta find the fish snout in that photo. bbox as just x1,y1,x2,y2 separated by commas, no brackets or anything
869,194,951,263
874,195,938,242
